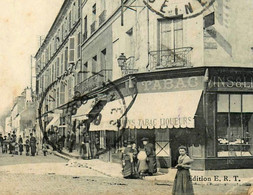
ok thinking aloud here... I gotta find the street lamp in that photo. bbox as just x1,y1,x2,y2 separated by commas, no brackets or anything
117,53,127,69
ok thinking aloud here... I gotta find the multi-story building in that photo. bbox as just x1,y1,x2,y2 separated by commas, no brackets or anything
35,0,253,170
35,0,82,138
8,88,36,139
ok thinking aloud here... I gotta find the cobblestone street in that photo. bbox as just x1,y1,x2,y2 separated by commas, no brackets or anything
0,152,250,195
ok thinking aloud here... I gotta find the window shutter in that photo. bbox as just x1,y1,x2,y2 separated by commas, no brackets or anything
68,36,75,64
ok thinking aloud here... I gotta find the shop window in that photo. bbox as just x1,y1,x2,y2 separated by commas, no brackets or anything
217,94,253,157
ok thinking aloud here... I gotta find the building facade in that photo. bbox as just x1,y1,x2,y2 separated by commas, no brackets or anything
35,0,253,170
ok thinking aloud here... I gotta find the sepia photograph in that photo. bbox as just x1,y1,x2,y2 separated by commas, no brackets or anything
0,0,253,194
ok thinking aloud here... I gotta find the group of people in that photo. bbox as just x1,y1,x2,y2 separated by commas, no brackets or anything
121,138,194,195
0,132,48,157
121,137,157,179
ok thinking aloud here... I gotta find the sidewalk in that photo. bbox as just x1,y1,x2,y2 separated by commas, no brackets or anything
53,150,253,186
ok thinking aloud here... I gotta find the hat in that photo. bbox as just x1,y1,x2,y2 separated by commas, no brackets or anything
141,137,149,141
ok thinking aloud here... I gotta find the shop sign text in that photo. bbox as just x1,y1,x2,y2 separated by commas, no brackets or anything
139,76,202,93
208,76,253,89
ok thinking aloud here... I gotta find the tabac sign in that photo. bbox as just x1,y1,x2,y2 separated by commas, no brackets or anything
143,0,215,19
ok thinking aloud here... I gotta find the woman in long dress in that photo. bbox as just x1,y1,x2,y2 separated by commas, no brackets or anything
137,147,149,178
172,146,194,195
122,142,134,179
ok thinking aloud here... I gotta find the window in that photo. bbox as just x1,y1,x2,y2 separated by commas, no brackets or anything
101,49,106,70
217,94,253,157
92,3,96,15
69,11,72,31
60,83,65,105
77,32,81,59
83,16,88,41
65,47,68,70
157,19,184,68
92,55,97,74
68,37,75,64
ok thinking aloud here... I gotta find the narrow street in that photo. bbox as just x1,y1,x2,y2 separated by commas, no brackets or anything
0,152,250,195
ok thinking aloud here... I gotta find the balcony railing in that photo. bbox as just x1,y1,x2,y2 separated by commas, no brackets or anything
74,69,112,95
121,56,139,76
90,21,96,34
149,47,193,70
99,10,106,26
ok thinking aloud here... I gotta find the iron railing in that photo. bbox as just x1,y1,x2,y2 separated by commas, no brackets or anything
74,69,112,95
149,47,193,70
121,56,139,76
99,10,106,26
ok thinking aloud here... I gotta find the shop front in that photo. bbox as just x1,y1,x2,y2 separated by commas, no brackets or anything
203,67,253,169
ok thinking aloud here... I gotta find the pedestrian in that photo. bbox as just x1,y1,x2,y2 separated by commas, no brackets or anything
0,133,3,153
25,137,30,156
137,147,149,178
66,131,71,150
172,145,194,195
79,141,86,159
83,132,91,159
142,137,157,176
131,142,138,176
69,131,76,153
14,142,19,155
3,136,8,154
30,133,37,156
122,141,134,179
94,133,100,158
18,135,23,155
36,142,39,155
42,142,48,156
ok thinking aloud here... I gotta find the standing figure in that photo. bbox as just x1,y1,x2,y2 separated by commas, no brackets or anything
0,134,3,153
69,131,76,153
30,133,37,156
142,137,157,176
122,141,134,179
18,135,23,155
42,143,48,156
83,133,91,159
137,147,149,178
25,137,30,156
172,146,194,195
3,136,8,153
131,142,138,176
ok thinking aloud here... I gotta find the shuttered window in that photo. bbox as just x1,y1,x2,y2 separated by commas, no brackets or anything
68,36,75,64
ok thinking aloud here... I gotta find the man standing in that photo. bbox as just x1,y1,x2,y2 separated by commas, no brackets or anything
30,133,37,156
0,134,3,153
142,137,157,176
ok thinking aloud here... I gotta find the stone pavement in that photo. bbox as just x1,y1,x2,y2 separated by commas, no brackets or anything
53,149,253,186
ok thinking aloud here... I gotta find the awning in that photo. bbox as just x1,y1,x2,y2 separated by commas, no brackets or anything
46,113,60,131
89,99,126,131
72,100,94,120
89,90,202,131
125,90,203,129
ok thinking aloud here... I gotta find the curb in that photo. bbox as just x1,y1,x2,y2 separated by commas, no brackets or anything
53,151,118,178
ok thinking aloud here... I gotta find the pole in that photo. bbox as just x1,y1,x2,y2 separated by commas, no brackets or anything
31,55,33,90
121,0,124,26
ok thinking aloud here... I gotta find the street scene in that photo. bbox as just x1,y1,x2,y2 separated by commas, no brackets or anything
0,0,253,194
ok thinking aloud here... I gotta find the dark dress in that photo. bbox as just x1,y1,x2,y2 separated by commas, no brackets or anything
30,136,37,156
122,146,134,178
144,143,157,175
172,155,194,195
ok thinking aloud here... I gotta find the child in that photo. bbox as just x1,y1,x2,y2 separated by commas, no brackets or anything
172,146,194,195
14,142,19,155
42,143,48,156
36,142,39,155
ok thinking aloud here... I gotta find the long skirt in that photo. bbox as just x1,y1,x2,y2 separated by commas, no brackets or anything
138,160,148,174
122,160,133,178
172,169,194,195
31,145,36,156
147,156,157,174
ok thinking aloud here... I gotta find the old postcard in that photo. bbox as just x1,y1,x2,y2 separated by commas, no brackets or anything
0,0,252,194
